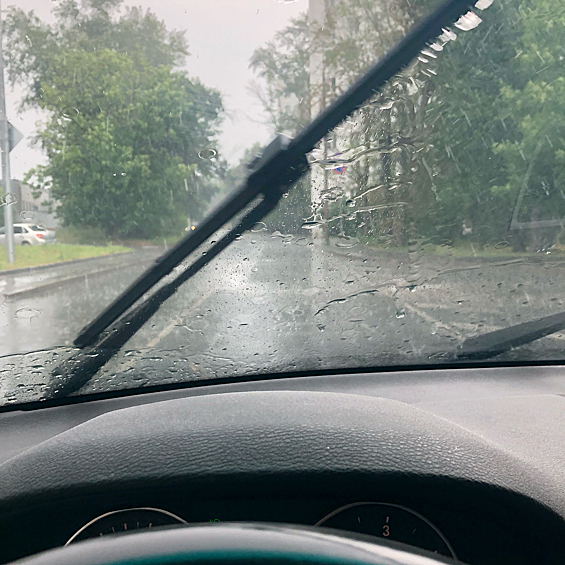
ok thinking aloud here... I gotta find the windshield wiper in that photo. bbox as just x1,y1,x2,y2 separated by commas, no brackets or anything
456,311,565,360
48,0,475,398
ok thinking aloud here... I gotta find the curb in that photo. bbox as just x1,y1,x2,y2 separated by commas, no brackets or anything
324,243,565,266
0,250,137,277
3,258,154,300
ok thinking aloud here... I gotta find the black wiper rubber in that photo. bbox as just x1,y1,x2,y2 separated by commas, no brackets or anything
74,134,303,348
74,0,474,349
457,311,565,361
48,196,282,397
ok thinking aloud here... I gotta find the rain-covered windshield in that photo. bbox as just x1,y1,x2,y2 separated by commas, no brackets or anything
1,0,565,405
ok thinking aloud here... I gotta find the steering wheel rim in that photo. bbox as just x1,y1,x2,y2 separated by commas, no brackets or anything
11,522,456,565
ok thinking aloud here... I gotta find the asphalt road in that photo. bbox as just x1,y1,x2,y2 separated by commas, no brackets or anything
0,248,161,358
2,233,565,401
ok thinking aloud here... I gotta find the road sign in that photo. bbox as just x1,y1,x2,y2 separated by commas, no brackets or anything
8,121,23,152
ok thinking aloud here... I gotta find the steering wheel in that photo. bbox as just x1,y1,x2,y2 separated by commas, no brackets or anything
12,523,456,565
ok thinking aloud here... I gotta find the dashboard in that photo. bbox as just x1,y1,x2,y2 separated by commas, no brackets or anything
2,365,565,564
1,485,555,564
64,502,459,557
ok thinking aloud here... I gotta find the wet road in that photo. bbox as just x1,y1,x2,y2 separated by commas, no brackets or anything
2,233,565,399
0,248,162,357
94,232,565,389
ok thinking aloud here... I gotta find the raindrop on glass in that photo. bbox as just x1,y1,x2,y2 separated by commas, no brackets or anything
454,11,482,31
301,221,322,230
251,222,267,232
198,148,217,159
475,0,493,9
20,211,35,221
15,308,42,321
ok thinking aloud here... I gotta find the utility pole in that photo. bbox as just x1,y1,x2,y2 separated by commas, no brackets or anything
0,0,14,263
308,0,327,245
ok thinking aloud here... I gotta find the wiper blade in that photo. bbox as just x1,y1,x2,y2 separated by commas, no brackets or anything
49,0,475,398
74,134,305,348
74,0,474,349
47,197,278,397
457,311,565,360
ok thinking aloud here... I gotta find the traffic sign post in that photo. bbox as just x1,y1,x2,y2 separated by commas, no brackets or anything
0,0,15,263
8,122,23,152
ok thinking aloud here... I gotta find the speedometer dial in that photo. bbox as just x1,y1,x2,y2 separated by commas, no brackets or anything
316,502,456,559
66,507,186,544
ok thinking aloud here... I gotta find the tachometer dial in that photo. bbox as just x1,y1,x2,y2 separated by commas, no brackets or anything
66,507,186,544
316,502,456,559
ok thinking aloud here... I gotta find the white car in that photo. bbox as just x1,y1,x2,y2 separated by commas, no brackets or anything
0,223,56,246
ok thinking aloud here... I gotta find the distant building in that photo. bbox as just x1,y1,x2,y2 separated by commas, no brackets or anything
11,180,59,228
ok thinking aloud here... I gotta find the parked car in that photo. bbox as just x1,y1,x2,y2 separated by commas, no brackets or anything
0,223,56,246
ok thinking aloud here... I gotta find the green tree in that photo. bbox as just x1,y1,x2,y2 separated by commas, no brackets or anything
249,0,438,238
249,0,556,251
412,0,523,248
248,14,313,234
5,0,188,105
319,0,565,252
6,0,223,239
488,0,565,249
249,14,311,134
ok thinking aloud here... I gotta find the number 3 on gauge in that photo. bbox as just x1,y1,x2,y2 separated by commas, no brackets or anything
383,516,390,537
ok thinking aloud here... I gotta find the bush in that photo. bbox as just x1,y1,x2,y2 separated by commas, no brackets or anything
56,226,109,246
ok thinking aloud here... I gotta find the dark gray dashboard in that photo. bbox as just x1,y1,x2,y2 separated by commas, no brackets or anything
1,365,565,564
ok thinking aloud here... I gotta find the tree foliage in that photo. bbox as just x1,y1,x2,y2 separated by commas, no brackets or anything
249,14,312,135
250,0,565,251
6,0,223,239
489,0,565,248
5,0,188,105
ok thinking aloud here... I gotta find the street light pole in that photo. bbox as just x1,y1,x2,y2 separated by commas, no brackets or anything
0,0,15,263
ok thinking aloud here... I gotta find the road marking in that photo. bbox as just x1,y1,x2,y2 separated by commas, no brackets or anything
402,302,463,335
403,301,565,346
95,289,216,379
146,289,215,349
409,301,504,314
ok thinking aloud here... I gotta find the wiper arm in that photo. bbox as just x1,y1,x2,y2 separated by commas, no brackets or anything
75,0,474,349
48,0,475,398
74,134,305,348
48,197,278,397
457,311,565,360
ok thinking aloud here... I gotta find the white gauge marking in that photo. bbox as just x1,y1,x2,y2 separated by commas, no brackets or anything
65,507,186,545
315,501,457,561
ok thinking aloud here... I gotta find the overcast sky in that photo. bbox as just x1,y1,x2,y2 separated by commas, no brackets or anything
6,0,307,180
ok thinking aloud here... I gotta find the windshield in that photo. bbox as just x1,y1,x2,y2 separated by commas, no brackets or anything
1,0,564,405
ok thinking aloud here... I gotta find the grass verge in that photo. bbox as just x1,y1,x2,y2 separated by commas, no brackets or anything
0,244,131,272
